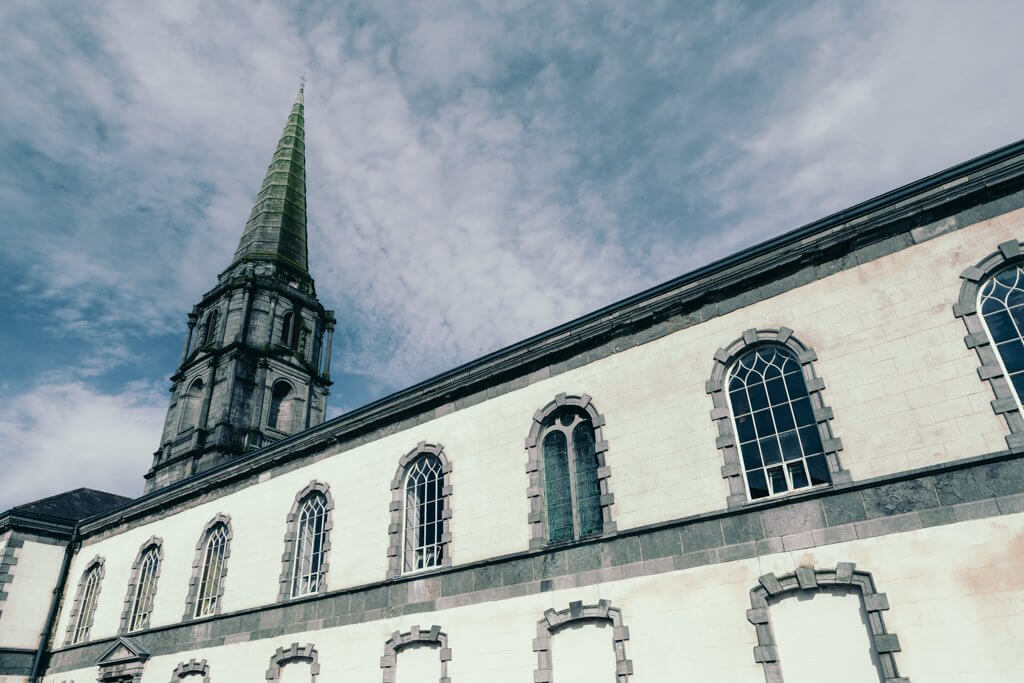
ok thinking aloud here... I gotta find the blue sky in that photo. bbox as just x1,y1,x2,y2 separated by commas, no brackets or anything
1,0,1022,510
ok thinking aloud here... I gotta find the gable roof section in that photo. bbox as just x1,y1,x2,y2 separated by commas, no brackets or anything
88,136,1024,536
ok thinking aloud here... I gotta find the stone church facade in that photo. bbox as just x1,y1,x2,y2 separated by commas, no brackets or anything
2,88,1024,682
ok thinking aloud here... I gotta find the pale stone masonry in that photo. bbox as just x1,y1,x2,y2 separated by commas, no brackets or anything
3,93,1024,682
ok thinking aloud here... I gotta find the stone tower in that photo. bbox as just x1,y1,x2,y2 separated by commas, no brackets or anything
145,86,335,492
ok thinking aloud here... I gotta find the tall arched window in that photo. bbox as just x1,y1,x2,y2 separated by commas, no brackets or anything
524,394,614,549
387,444,453,579
978,264,1024,407
202,309,220,347
65,557,104,645
178,377,203,432
540,408,603,543
268,381,294,431
195,524,229,617
726,345,830,500
281,310,299,348
122,539,162,633
291,492,329,597
404,454,446,572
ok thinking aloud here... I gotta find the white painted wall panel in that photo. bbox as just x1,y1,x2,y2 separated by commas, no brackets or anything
0,540,64,649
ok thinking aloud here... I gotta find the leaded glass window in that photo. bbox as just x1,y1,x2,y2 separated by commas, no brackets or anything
291,494,328,597
194,524,228,617
727,346,830,500
127,547,160,631
403,454,445,572
71,565,102,644
541,408,603,542
979,264,1024,407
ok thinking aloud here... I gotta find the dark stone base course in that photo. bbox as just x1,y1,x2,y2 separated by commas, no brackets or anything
0,648,35,676
46,450,1024,675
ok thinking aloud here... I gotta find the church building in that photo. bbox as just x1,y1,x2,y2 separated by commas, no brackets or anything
2,87,1024,682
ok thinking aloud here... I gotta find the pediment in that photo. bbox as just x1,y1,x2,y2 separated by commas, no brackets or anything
96,636,149,665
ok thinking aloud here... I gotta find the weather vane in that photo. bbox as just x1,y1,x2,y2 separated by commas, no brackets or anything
300,74,306,91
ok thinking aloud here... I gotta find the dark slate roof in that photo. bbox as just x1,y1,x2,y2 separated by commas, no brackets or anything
9,488,133,522
232,86,309,274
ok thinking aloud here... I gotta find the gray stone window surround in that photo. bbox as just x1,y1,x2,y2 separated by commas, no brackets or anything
708,328,849,508
266,642,319,682
525,393,616,549
380,625,450,683
954,239,1024,450
277,481,334,602
0,533,22,610
62,555,105,645
748,562,908,683
170,657,210,682
387,442,453,579
181,514,232,621
119,537,163,633
533,599,633,682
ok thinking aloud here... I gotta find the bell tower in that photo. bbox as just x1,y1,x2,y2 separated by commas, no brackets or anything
145,85,335,492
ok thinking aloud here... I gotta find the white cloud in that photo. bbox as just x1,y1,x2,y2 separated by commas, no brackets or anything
0,380,165,510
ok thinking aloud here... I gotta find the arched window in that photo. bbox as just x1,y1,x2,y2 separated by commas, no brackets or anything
978,264,1024,407
65,557,104,645
121,538,162,633
387,444,453,578
955,241,1024,449
533,601,633,682
746,563,907,683
268,380,294,431
202,309,220,347
540,408,602,542
194,523,229,617
265,643,319,683
281,310,299,348
524,394,614,549
171,659,210,682
404,454,446,572
291,491,329,598
380,627,450,683
708,328,847,506
178,377,204,432
726,345,830,500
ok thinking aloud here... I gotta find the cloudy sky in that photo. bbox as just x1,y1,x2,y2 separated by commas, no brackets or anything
1,0,1022,510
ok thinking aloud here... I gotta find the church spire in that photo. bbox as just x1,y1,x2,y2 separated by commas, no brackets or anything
232,82,309,274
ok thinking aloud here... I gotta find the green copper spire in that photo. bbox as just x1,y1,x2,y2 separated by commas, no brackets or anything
232,84,309,273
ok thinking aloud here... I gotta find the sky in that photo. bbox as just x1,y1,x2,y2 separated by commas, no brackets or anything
1,0,1022,510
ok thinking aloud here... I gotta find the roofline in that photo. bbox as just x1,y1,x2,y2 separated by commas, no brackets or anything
86,135,1024,536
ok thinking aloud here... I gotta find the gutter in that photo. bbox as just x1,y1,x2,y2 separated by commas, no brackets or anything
30,523,79,682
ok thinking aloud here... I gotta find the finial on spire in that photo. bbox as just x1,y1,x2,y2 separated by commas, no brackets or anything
296,75,306,105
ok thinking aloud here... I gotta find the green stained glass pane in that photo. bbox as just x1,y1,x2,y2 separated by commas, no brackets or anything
543,431,573,542
573,423,604,537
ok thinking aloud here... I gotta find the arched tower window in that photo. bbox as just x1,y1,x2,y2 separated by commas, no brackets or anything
708,328,848,507
121,538,163,633
726,345,830,500
184,515,232,620
387,443,453,578
178,377,204,433
64,556,104,645
202,309,220,347
285,486,331,599
524,394,615,549
268,380,294,431
281,310,299,348
977,264,1024,407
